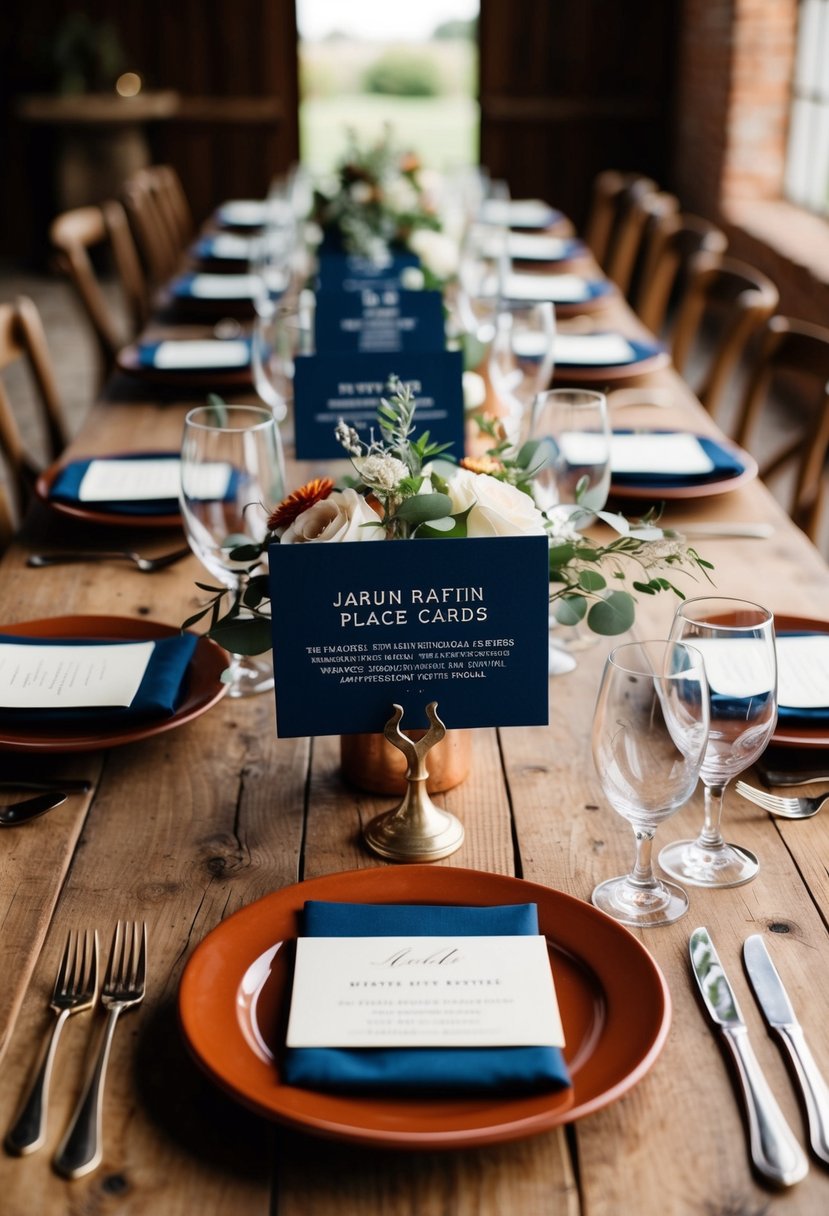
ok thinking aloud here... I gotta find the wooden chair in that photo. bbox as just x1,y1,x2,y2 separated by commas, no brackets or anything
733,316,829,543
0,297,69,517
0,482,14,553
671,254,779,419
605,189,679,298
150,164,194,251
634,213,728,335
582,170,657,270
49,200,148,383
122,168,183,285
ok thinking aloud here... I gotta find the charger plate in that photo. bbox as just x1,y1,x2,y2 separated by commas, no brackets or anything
178,865,671,1149
771,615,829,749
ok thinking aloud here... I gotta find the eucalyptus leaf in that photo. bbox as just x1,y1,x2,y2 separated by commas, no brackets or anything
228,543,265,561
586,591,636,636
554,595,587,626
181,606,212,630
578,569,606,592
416,505,473,539
209,617,273,655
392,492,452,525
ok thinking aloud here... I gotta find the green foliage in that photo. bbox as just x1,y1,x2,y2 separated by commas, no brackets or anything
362,52,443,97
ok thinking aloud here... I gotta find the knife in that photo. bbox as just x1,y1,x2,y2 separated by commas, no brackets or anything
744,935,829,1166
689,926,808,1186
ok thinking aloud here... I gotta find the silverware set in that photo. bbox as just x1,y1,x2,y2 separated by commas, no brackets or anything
736,781,829,820
691,926,829,1187
27,546,192,573
0,779,92,828
5,921,147,1179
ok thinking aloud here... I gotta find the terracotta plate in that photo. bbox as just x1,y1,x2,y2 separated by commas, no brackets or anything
771,614,829,749
0,616,228,752
552,337,671,384
178,865,671,1149
36,454,183,529
609,434,758,500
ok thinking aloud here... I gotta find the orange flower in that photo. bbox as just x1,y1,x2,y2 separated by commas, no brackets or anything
460,455,505,476
399,152,421,174
268,478,334,531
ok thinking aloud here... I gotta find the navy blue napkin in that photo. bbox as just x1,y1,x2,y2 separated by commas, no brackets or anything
776,631,829,725
282,900,571,1095
0,632,197,726
49,454,180,516
611,433,745,487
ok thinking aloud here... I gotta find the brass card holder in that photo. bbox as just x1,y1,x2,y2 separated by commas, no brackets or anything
362,702,465,862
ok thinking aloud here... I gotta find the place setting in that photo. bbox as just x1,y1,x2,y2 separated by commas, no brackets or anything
116,335,255,389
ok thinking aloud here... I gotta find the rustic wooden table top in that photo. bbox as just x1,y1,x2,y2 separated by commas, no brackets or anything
1,266,828,1216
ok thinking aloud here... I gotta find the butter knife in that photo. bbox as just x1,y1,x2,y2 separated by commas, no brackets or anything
689,926,808,1186
744,935,829,1166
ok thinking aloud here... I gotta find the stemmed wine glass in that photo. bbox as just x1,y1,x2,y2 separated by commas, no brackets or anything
251,295,314,422
487,301,555,443
180,404,284,697
659,596,777,888
591,639,710,927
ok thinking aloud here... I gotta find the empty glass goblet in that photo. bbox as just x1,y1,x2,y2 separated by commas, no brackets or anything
488,300,555,443
659,596,777,888
251,295,314,423
591,639,710,927
180,403,284,697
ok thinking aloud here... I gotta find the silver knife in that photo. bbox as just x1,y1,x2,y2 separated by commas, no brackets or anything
689,926,808,1186
744,934,829,1166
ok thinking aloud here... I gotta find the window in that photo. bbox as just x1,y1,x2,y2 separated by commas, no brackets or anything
786,0,829,213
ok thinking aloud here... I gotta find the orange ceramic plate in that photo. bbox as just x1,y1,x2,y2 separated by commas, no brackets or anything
771,614,829,749
0,616,228,752
179,866,671,1149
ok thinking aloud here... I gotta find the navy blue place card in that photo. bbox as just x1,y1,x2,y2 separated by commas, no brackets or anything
293,351,465,460
315,288,445,354
268,535,550,738
317,250,420,292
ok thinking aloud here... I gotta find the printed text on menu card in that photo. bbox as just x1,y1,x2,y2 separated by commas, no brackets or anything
0,642,154,709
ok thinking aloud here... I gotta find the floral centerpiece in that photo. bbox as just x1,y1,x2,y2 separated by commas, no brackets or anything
186,382,712,656
312,126,443,260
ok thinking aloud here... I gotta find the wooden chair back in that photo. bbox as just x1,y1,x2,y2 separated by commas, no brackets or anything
0,481,14,553
122,169,182,285
734,316,829,543
634,213,728,335
49,200,148,381
150,164,193,250
605,189,679,298
0,297,68,516
582,170,657,270
671,254,779,418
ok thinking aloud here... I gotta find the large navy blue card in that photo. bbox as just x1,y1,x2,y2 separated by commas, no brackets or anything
315,288,445,354
293,351,465,460
268,535,550,738
317,250,420,292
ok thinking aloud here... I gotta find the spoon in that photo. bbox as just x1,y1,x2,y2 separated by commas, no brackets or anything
26,547,192,574
0,791,68,827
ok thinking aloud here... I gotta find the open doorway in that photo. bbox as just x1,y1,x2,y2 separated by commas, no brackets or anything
296,0,479,174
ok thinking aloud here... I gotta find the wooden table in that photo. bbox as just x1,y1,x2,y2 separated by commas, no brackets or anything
2,283,829,1215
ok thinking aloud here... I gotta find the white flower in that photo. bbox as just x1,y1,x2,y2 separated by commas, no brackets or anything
408,229,459,281
354,453,410,493
446,469,547,538
350,181,374,205
462,371,487,412
400,266,426,290
281,488,384,543
383,175,419,215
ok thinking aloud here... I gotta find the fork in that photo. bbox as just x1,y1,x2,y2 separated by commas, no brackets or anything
27,547,191,573
5,929,98,1155
53,921,147,1179
735,780,829,820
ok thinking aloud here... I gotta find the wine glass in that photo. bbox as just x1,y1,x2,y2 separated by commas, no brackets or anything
180,404,284,698
251,295,314,422
529,388,611,671
659,597,777,888
591,639,710,927
487,301,556,443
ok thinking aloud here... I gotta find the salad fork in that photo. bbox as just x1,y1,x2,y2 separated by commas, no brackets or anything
53,921,147,1179
5,929,99,1155
735,780,829,820
27,547,191,573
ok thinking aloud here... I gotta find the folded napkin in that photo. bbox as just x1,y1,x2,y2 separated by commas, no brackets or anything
480,199,564,229
776,631,829,725
193,233,257,262
504,273,610,306
49,453,180,516
282,900,571,1095
137,338,252,371
611,433,744,486
0,632,197,727
171,274,259,301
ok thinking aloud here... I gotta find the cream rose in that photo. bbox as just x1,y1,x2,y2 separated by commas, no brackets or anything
446,469,547,538
280,488,384,543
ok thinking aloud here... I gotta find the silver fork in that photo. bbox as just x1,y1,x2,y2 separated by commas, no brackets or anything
53,921,147,1179
736,780,829,820
5,929,99,1155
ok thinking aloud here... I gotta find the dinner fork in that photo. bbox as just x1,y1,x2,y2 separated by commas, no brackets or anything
27,547,191,574
53,921,147,1180
5,929,99,1155
735,780,829,820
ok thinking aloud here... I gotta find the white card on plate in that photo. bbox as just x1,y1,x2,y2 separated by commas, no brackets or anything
218,200,268,226
481,199,554,228
150,340,250,370
205,234,256,260
0,641,154,709
683,637,776,699
554,333,637,365
506,273,590,303
184,274,260,300
79,458,231,503
609,432,714,475
507,233,572,260
776,634,829,708
285,935,564,1049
